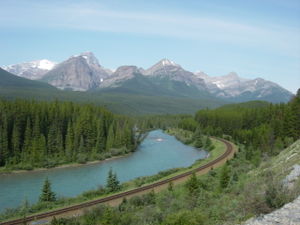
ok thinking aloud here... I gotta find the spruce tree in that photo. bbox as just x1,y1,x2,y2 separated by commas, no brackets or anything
168,181,174,192
22,118,32,161
95,120,105,153
39,177,56,202
185,172,199,195
78,136,85,153
47,124,57,155
32,115,41,139
12,122,21,161
106,168,121,193
65,122,74,160
0,124,9,166
219,165,230,189
106,124,115,151
193,127,203,148
205,137,212,148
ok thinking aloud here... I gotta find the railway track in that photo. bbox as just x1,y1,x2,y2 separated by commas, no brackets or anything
0,137,235,225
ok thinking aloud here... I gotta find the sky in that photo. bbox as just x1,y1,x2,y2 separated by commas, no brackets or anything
0,0,299,93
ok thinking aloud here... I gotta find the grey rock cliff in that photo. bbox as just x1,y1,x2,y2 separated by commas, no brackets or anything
144,59,207,91
195,71,293,103
243,195,300,225
41,52,110,91
100,66,141,88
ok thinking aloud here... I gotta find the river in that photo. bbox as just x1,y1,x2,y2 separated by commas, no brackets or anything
0,130,207,212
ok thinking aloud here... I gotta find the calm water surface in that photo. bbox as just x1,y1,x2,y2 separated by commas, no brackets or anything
0,130,207,212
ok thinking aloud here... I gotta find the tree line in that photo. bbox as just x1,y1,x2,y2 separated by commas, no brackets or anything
195,90,300,157
0,99,135,169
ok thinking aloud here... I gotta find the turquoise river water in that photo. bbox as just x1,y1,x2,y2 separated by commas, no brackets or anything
0,130,207,212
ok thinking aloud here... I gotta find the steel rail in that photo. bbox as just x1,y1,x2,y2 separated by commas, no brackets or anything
0,137,234,225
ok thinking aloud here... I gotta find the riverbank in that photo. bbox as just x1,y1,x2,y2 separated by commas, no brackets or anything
0,131,150,175
0,132,234,224
0,129,206,214
0,153,133,175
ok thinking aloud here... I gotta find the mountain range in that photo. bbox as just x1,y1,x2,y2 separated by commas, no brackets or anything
1,52,294,113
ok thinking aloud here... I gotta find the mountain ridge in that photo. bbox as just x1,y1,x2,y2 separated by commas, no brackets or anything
2,53,294,103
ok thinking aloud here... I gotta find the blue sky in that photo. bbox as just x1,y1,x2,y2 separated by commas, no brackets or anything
0,0,299,93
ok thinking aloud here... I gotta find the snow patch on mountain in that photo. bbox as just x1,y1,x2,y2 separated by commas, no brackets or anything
3,59,56,80
195,71,293,102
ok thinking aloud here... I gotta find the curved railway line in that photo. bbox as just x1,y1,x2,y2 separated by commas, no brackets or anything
1,137,236,225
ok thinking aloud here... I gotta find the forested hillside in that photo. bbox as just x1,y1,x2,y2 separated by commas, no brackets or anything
45,92,300,225
196,90,300,158
0,68,225,115
0,100,135,170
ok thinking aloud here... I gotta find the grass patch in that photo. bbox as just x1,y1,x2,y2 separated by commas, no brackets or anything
0,129,229,223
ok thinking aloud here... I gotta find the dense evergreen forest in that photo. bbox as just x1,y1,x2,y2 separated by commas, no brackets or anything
45,90,300,225
0,90,299,224
0,100,135,169
195,90,300,159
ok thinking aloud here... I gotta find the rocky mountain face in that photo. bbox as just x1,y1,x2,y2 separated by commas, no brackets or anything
243,140,300,225
144,59,208,91
196,71,293,103
41,52,111,91
243,196,300,225
97,59,211,99
3,53,293,102
2,59,56,80
100,66,141,88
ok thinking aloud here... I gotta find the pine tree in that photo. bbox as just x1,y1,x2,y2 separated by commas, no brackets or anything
193,127,203,148
185,172,199,195
78,135,85,153
32,115,41,139
106,168,121,193
22,118,32,161
65,122,74,161
39,135,47,159
31,135,45,166
114,122,123,148
39,177,56,202
205,136,212,148
0,123,9,166
106,124,115,151
56,129,64,157
12,122,21,162
168,181,174,192
219,165,230,189
47,124,57,155
95,120,105,153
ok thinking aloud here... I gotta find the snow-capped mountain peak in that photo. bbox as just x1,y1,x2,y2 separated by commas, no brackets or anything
194,71,292,102
160,58,178,67
80,52,100,67
197,72,249,90
70,52,101,67
2,54,293,103
144,58,182,76
3,59,56,80
35,59,56,70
